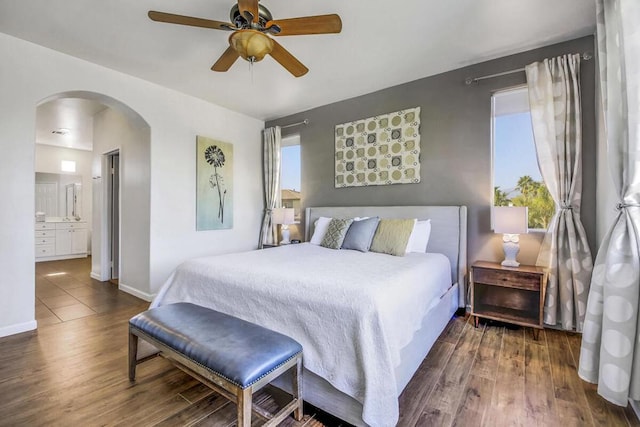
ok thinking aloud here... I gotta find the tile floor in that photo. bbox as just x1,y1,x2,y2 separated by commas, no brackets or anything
35,257,146,325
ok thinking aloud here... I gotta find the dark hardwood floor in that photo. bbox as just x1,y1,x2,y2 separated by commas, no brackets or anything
0,258,637,426
398,318,639,427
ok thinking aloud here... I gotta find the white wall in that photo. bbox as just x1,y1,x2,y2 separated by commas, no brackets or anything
91,107,151,298
0,33,264,337
35,144,93,244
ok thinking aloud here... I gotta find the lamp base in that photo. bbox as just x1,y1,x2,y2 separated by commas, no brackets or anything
501,259,521,268
280,226,291,245
501,236,520,267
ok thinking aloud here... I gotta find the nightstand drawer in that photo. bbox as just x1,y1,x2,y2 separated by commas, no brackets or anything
473,268,540,291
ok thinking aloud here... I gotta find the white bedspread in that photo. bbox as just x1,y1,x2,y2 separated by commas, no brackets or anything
152,243,451,427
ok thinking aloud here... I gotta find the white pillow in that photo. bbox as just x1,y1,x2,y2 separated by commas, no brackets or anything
310,217,333,245
406,219,432,253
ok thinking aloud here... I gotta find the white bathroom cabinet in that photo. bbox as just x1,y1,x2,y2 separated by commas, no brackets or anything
36,221,88,261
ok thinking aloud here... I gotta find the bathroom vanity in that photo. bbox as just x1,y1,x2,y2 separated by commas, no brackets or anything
35,219,87,262
35,172,88,262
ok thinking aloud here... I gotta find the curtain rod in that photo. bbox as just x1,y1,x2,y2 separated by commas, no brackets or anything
280,119,309,129
464,52,593,86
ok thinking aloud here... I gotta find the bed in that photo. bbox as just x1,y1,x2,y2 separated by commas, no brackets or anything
149,205,467,427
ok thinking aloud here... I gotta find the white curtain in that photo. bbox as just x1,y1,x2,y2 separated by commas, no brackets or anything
579,0,640,406
258,127,281,248
525,54,594,332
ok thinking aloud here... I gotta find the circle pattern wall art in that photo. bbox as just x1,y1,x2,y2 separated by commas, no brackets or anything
334,107,420,188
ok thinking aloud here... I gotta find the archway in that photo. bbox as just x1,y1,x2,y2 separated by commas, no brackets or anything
34,91,151,308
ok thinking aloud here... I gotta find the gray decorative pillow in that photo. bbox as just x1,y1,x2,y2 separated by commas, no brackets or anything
320,218,354,249
341,217,380,252
370,218,416,256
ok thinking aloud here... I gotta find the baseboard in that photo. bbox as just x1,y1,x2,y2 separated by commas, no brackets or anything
0,320,37,338
90,270,111,282
630,399,640,422
119,282,155,302
36,253,88,263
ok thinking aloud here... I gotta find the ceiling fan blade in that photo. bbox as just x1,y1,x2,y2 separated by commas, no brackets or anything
269,40,309,77
148,11,234,31
266,14,342,36
212,47,241,72
237,0,260,23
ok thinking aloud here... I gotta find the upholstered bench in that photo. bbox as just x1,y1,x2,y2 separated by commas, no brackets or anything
128,303,303,427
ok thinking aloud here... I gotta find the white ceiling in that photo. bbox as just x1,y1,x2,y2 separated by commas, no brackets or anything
0,1,595,121
36,98,107,151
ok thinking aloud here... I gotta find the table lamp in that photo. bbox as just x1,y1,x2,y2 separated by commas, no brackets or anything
493,206,528,267
272,208,295,245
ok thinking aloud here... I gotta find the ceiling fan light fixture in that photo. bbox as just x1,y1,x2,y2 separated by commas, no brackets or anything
148,1,342,76
229,29,273,63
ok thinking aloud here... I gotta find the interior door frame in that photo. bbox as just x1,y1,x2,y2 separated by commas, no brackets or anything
102,149,121,282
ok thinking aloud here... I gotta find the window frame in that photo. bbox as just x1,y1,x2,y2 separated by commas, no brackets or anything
490,85,549,233
280,134,301,223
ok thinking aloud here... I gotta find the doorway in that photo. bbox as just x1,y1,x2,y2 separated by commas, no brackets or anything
35,90,151,301
107,151,120,284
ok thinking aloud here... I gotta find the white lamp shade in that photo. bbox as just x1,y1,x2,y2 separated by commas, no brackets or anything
272,208,295,225
494,206,528,234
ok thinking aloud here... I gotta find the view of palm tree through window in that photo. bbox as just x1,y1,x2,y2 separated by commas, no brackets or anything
493,88,554,230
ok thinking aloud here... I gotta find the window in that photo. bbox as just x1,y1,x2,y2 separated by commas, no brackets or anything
492,87,554,230
60,160,76,172
281,135,301,221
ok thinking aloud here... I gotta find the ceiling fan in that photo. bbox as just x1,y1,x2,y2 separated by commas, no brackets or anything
148,0,342,77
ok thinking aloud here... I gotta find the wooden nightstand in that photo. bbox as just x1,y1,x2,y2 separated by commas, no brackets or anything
470,261,547,339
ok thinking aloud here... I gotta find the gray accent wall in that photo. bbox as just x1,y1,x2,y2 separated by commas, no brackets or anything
266,36,596,267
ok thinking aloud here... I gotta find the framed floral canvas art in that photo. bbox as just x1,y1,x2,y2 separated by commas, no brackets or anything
196,136,233,230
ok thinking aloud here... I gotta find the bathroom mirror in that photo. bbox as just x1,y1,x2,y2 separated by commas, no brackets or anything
35,172,82,218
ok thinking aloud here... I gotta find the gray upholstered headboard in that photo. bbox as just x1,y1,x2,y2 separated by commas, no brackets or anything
305,206,468,308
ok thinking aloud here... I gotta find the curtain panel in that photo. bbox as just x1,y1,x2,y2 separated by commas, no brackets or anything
258,127,281,248
579,0,640,406
525,54,594,332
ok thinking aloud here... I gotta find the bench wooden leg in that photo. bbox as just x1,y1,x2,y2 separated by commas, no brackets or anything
237,387,252,427
293,356,303,421
128,330,138,382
